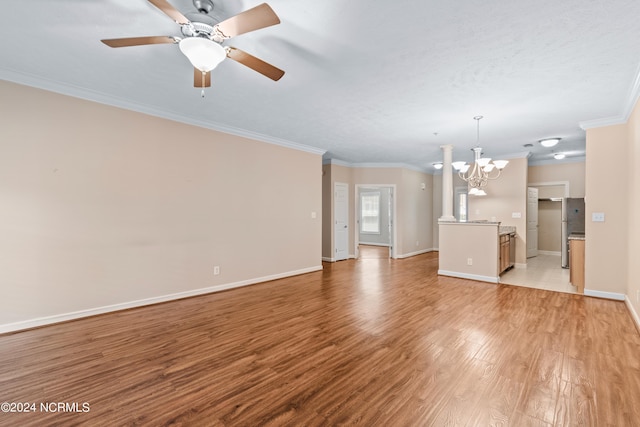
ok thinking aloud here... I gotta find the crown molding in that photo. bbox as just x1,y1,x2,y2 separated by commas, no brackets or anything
580,61,640,130
0,68,326,157
322,158,352,167
528,156,586,167
322,159,430,174
352,162,430,173
623,60,640,121
579,116,627,130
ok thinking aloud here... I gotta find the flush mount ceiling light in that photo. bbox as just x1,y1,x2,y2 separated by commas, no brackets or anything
540,138,561,148
554,153,566,160
433,162,443,170
451,116,509,195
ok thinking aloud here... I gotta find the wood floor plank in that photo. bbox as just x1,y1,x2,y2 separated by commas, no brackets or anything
0,252,639,426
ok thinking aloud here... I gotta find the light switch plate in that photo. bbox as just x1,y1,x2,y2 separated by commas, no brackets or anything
512,212,522,218
592,212,605,222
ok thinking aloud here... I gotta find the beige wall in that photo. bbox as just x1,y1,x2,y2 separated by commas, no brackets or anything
538,200,562,252
585,124,628,295
527,164,585,255
323,164,434,259
528,162,585,197
323,164,354,259
0,81,322,330
432,173,443,248
626,99,640,316
322,164,333,259
438,223,499,281
399,169,434,256
466,157,528,265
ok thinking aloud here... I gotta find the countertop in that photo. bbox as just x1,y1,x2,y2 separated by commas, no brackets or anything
499,226,516,236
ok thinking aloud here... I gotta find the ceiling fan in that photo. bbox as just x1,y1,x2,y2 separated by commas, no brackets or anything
101,0,284,89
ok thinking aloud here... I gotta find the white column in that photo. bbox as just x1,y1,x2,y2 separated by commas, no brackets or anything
440,144,456,221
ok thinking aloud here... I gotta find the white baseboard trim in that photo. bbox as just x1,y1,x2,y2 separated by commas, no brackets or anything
396,248,437,259
438,269,499,284
322,256,354,262
584,289,626,301
625,296,640,333
515,263,527,269
359,242,391,247
0,265,323,335
538,250,561,256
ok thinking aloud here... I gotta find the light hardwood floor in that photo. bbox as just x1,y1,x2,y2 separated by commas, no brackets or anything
1,252,639,426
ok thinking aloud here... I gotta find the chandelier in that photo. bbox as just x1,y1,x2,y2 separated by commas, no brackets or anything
452,116,508,196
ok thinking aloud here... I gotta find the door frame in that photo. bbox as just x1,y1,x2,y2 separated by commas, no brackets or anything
334,182,349,261
529,181,570,264
526,187,540,258
354,184,397,259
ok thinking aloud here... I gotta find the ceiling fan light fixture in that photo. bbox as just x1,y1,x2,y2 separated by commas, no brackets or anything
179,37,226,72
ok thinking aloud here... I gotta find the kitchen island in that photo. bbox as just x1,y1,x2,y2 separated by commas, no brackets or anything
438,221,516,283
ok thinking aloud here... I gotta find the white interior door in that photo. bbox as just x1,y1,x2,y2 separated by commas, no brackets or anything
334,182,349,261
388,188,394,258
527,187,539,258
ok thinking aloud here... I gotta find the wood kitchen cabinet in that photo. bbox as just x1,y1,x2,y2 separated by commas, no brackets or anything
499,234,509,273
499,233,515,274
569,238,585,294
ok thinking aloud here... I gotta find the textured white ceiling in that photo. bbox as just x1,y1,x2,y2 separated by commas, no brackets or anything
2,0,640,170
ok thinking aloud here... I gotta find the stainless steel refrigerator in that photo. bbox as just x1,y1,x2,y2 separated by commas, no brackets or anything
561,197,585,268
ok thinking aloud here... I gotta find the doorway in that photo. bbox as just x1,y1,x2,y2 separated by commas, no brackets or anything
526,187,539,258
334,182,349,261
355,185,396,259
500,181,577,295
529,182,569,265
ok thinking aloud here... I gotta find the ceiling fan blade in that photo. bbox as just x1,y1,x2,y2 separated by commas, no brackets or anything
147,0,190,25
216,3,280,39
194,68,211,88
101,36,177,48
226,47,284,81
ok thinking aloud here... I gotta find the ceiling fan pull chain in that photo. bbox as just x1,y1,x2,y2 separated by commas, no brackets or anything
201,71,206,98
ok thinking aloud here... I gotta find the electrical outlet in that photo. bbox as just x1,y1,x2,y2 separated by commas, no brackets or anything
467,258,473,266
214,266,220,276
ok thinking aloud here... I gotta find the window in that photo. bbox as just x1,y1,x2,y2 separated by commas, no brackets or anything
454,187,468,222
360,191,381,234
459,192,468,222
